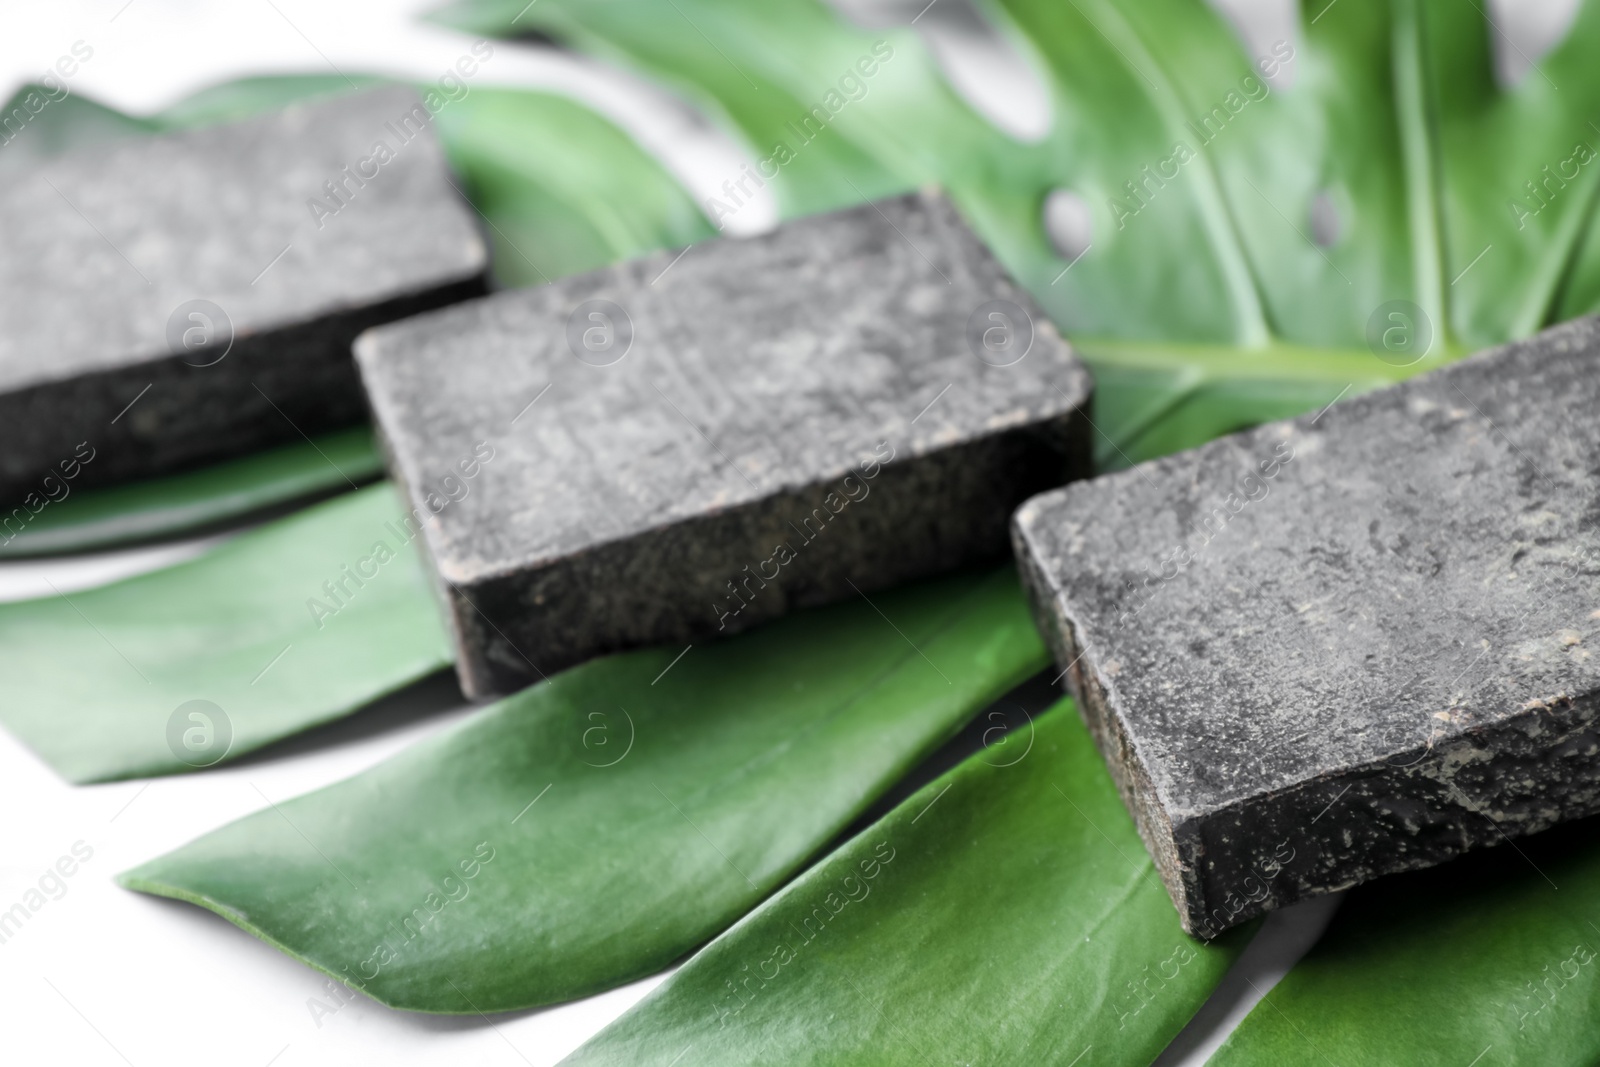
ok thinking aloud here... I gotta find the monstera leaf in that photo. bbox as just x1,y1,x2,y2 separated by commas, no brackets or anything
14,1,1600,1061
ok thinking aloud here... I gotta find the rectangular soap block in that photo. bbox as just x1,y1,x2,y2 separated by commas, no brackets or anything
1013,317,1600,938
357,190,1092,698
0,86,487,505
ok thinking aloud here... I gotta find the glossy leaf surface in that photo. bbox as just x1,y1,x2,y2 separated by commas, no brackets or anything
0,484,450,782
1210,815,1600,1066
1424,0,1600,342
0,428,382,558
121,568,1047,1012
435,86,715,286
566,701,1253,1064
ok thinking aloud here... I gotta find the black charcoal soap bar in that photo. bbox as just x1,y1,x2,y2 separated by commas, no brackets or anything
356,190,1092,698
0,85,487,505
1013,316,1600,938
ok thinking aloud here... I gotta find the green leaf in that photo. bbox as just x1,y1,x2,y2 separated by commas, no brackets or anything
1208,816,1600,1066
430,0,916,218
433,87,714,286
0,484,450,782
119,567,1047,1012
564,700,1253,1064
0,427,382,558
1424,0,1600,343
152,74,380,127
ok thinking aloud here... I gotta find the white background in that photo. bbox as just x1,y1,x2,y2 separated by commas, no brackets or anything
0,1,1577,1064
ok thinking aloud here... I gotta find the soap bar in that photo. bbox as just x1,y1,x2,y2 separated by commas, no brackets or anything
357,191,1092,697
1013,316,1600,938
0,86,487,504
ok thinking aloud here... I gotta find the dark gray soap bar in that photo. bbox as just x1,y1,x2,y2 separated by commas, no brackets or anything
0,86,487,504
1013,317,1600,938
357,190,1092,698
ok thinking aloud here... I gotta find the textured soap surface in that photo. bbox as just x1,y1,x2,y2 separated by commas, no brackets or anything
0,86,487,504
1013,316,1600,938
358,191,1091,697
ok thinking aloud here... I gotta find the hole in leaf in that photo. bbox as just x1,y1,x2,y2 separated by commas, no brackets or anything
828,0,1052,141
1485,0,1579,88
1308,188,1342,247
1043,188,1093,262
1205,0,1301,91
